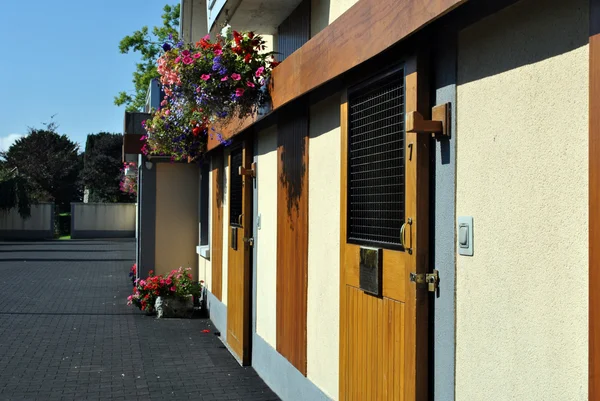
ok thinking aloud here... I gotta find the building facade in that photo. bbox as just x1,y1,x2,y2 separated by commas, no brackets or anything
128,0,599,399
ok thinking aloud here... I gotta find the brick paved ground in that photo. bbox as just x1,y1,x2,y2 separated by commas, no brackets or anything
0,240,279,401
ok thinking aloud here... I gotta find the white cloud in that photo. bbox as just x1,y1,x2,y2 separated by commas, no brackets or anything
0,133,25,152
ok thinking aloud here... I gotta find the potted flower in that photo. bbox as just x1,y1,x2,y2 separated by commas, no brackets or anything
127,267,202,318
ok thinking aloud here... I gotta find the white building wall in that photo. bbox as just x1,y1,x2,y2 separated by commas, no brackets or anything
306,94,341,400
456,0,589,399
255,125,279,348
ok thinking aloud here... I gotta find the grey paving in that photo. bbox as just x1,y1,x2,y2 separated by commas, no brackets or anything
0,240,279,401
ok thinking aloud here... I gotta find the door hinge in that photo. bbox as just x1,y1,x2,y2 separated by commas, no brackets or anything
409,269,439,292
239,161,256,178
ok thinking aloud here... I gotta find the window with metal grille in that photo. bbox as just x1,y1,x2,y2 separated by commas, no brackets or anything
229,146,243,227
347,67,405,249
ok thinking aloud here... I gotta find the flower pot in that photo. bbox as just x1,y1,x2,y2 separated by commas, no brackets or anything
155,295,194,318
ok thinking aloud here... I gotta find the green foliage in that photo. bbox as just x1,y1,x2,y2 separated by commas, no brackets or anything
0,167,31,219
1,127,82,212
115,3,180,112
83,133,135,203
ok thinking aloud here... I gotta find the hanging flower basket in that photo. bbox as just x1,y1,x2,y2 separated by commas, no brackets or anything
143,29,279,161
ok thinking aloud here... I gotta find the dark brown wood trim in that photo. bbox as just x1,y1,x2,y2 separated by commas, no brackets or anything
206,0,467,151
271,0,464,109
122,134,144,160
276,107,309,375
590,0,600,396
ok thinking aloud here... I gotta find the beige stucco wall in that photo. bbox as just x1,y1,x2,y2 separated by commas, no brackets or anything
255,125,279,348
306,94,341,399
456,0,589,399
0,204,53,231
155,163,199,279
72,203,136,231
221,150,230,306
311,0,359,37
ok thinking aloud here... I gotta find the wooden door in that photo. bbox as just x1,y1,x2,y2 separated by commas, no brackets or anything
227,140,253,365
340,58,430,400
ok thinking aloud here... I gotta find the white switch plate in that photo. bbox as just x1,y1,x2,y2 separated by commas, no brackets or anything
457,216,473,256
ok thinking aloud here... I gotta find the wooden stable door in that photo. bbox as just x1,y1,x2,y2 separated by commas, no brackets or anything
227,141,253,365
340,59,430,400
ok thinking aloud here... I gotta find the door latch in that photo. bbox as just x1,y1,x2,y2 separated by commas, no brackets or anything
409,269,439,292
243,237,254,247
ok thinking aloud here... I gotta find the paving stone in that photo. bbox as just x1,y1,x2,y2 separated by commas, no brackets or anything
0,240,278,401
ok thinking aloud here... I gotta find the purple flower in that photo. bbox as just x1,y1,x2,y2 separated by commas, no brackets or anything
162,43,171,51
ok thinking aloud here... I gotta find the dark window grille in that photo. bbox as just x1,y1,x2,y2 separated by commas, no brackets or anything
347,68,405,249
230,147,243,227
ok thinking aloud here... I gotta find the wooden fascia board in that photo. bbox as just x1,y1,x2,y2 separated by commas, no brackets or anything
206,0,468,151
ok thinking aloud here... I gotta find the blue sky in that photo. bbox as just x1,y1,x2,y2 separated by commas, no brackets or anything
0,0,178,151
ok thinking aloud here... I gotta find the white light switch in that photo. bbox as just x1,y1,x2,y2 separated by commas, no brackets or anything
457,216,473,256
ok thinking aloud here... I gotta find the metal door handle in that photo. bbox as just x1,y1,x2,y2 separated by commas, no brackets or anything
238,214,243,226
400,218,413,254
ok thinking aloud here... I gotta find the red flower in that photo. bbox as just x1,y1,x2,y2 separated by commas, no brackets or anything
233,31,242,45
271,60,280,68
248,32,255,39
244,53,252,63
192,127,201,136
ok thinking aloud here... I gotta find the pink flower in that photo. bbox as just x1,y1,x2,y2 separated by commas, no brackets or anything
214,49,222,56
255,67,264,77
183,56,194,65
201,74,211,81
170,286,176,292
175,56,181,63
221,76,229,81
160,100,167,106
193,53,201,59
231,73,241,81
203,34,210,40
246,81,255,88
196,87,201,93
166,278,172,285
235,88,245,97
165,109,170,116
181,50,190,57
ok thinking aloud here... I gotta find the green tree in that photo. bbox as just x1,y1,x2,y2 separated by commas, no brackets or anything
1,127,83,212
115,3,180,112
0,166,31,219
82,133,135,203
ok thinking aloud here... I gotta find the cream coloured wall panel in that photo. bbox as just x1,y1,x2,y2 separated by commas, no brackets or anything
221,150,230,306
255,125,279,348
311,0,359,37
306,94,341,400
456,0,589,399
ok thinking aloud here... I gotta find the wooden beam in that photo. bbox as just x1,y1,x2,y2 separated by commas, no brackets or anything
270,0,466,109
590,0,600,397
206,0,467,151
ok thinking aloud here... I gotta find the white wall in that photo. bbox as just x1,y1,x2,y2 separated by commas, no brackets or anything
255,125,278,348
0,204,53,232
72,203,136,232
306,94,341,399
221,150,230,305
456,0,589,399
